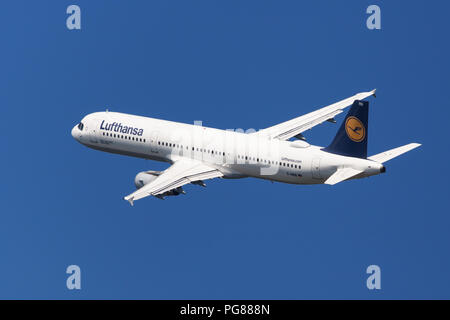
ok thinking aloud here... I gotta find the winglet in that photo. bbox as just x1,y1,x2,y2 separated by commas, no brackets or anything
124,196,134,206
371,89,377,98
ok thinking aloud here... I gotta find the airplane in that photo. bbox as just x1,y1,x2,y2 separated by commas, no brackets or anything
71,89,421,205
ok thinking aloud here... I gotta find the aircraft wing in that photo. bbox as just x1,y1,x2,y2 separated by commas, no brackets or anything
324,167,363,185
255,89,376,140
123,159,223,205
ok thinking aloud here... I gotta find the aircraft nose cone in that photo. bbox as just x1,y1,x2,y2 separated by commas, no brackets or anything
71,126,79,141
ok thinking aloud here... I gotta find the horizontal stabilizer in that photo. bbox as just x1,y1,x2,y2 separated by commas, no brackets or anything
324,167,363,185
368,143,421,164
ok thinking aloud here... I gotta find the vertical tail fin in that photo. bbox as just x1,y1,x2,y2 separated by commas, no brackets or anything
324,100,369,159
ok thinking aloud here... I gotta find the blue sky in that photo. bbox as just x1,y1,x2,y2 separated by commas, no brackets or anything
1,1,448,299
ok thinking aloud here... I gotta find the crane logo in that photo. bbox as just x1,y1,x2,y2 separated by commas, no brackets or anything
345,116,365,142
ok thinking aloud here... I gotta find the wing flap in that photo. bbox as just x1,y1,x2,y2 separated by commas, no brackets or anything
324,167,363,185
151,169,222,195
368,143,421,164
256,90,376,140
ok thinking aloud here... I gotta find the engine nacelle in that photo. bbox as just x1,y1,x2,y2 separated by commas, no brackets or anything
134,171,160,189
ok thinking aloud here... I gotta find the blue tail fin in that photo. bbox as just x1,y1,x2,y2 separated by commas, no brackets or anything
324,100,368,158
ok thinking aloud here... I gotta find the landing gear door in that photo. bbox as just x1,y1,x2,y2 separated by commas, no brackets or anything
311,157,322,179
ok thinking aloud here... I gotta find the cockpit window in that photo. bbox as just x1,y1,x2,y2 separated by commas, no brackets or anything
78,122,84,131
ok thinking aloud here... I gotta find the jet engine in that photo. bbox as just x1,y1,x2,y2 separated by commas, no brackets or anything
134,171,185,198
134,171,160,189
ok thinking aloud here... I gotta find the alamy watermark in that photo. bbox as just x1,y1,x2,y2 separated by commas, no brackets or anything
366,5,381,30
366,265,381,290
66,5,81,30
66,265,81,290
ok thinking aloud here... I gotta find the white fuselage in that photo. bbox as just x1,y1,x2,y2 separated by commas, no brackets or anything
71,111,383,185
